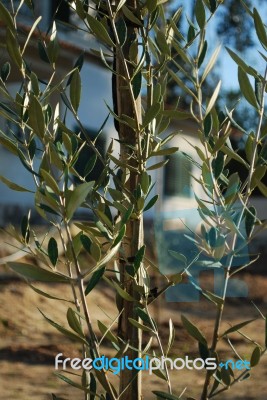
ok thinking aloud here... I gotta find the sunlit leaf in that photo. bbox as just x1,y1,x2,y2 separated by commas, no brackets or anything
66,181,94,220
87,15,114,46
238,67,259,109
8,262,69,282
0,175,33,192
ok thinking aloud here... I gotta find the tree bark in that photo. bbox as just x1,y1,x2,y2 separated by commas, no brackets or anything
114,1,143,399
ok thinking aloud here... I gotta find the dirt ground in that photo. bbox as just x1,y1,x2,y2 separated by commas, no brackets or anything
0,233,267,400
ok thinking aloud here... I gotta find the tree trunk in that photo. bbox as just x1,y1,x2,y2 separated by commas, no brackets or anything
114,1,143,399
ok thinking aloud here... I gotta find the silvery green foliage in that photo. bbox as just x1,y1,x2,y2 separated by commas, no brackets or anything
0,1,266,399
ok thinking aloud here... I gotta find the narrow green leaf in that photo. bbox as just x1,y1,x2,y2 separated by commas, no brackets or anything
121,204,134,226
66,181,94,220
198,40,208,68
201,45,221,83
85,267,105,296
28,95,45,138
98,320,119,344
67,308,84,337
122,5,142,26
238,67,259,109
38,41,50,63
83,242,121,278
253,8,267,49
245,206,256,238
250,345,261,367
113,225,126,247
212,151,225,179
255,77,263,105
80,234,92,253
209,0,217,13
132,71,142,99
205,80,221,115
21,214,30,243
204,113,212,137
89,372,97,400
54,372,85,390
156,30,170,57
6,28,22,68
181,315,207,345
7,262,69,282
220,366,231,386
0,3,14,30
166,318,175,355
48,237,58,266
226,47,257,77
169,250,187,265
133,245,146,271
0,134,17,155
168,68,197,100
40,169,59,194
47,28,58,61
143,195,158,212
151,147,178,156
84,154,97,178
116,0,127,13
195,0,206,29
135,307,151,325
116,17,127,47
38,203,60,216
204,290,223,306
224,172,240,203
140,171,150,194
128,318,154,333
222,145,249,168
40,309,88,345
87,15,114,46
152,391,180,400
222,319,256,336
143,103,161,127
252,165,267,189
29,284,71,303
70,68,81,113
187,25,195,43
1,61,10,81
113,280,135,301
147,160,168,170
0,175,33,192
22,15,42,55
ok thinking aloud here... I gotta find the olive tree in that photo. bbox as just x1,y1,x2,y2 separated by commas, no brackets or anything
0,1,267,399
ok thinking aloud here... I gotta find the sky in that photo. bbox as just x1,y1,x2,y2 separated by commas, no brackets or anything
175,0,267,91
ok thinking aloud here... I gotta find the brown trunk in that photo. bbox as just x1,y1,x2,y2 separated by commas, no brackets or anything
114,1,143,399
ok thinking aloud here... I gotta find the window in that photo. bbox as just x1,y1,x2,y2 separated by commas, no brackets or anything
164,153,192,197
2,1,70,29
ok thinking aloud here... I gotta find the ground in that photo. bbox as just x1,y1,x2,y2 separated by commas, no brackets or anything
0,231,267,400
